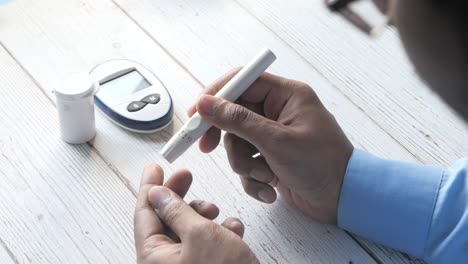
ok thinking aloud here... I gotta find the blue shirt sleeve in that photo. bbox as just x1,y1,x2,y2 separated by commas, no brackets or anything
338,149,468,263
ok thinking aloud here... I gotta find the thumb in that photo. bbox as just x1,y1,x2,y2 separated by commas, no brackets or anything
197,95,279,150
148,186,206,240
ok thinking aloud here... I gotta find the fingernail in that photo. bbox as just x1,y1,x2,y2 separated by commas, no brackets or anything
148,187,172,209
193,200,205,210
198,95,219,116
228,219,244,237
141,164,161,184
230,220,242,230
258,190,275,203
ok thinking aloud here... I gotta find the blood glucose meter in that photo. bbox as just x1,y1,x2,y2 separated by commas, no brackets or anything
90,60,173,133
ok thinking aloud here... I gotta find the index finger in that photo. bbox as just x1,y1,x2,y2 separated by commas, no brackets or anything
134,164,166,252
187,68,241,117
187,68,291,116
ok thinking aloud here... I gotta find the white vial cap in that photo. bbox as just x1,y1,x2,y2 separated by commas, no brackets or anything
54,72,97,100
53,72,98,144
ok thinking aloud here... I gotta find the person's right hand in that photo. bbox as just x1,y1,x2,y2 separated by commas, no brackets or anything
188,70,354,224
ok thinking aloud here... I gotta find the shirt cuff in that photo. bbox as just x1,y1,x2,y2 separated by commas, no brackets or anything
338,149,444,257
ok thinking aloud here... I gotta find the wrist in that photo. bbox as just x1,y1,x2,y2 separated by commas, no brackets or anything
296,144,353,224
330,144,354,224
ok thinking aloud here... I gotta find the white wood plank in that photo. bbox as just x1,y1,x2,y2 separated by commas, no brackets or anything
0,242,16,264
0,0,377,263
356,238,425,264
236,0,468,165
0,45,136,263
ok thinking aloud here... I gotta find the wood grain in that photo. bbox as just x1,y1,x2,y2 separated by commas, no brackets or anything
355,237,425,264
0,0,376,263
0,44,137,263
0,240,16,264
236,0,468,165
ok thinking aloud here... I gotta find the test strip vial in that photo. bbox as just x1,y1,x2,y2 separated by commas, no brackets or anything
53,72,97,144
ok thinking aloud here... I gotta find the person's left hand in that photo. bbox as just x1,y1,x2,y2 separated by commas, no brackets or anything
134,164,259,264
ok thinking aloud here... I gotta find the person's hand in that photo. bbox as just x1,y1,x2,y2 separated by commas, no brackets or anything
134,164,259,264
188,70,353,224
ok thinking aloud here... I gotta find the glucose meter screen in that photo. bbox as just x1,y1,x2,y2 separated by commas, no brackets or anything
99,70,151,103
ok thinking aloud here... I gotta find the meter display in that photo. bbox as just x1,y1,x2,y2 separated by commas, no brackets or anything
98,70,151,104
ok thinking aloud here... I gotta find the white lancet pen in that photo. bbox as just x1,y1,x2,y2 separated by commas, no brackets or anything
161,49,277,163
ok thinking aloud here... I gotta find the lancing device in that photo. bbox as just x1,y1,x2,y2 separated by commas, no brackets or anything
161,48,276,163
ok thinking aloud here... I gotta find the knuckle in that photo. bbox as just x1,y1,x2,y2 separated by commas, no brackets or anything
225,103,250,123
296,81,312,91
293,81,319,99
189,221,218,240
240,178,258,197
289,79,312,93
138,241,156,263
269,125,290,142
244,185,257,197
162,201,184,227
229,158,248,175
134,204,148,216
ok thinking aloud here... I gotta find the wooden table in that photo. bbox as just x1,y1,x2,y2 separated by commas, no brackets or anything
1,0,467,263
